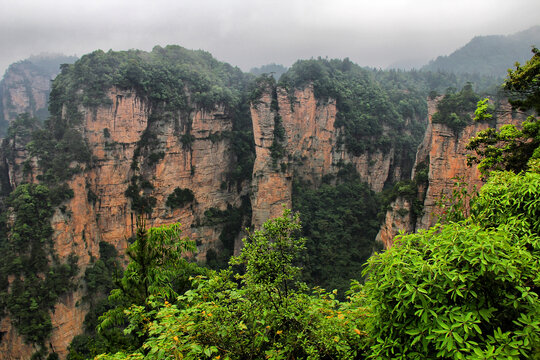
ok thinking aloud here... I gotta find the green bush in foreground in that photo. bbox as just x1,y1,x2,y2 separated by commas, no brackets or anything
96,210,367,360
363,169,540,359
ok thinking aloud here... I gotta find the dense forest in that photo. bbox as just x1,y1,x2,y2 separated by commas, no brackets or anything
0,39,538,359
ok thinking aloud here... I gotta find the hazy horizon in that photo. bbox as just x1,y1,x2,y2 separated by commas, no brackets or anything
1,0,539,76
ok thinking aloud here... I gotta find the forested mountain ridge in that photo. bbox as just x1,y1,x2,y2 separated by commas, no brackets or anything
422,25,540,77
0,43,537,359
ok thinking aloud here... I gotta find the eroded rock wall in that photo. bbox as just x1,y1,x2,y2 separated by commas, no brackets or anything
377,98,523,248
0,88,248,359
0,62,52,126
250,84,410,229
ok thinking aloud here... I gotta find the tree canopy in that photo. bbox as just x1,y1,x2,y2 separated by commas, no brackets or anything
467,48,540,176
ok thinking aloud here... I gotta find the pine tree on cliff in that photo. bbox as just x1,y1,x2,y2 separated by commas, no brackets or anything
96,219,200,354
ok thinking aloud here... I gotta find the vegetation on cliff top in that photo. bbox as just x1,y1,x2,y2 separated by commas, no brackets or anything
468,47,540,176
279,58,426,158
431,82,480,133
49,45,250,116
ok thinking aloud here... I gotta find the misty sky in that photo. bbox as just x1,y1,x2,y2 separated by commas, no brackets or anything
1,0,539,75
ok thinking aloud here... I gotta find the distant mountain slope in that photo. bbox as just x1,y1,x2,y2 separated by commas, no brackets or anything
249,63,288,80
422,26,540,76
0,54,77,135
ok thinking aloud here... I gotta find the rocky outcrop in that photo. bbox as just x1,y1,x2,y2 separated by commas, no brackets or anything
250,84,412,228
377,98,524,247
0,56,77,133
53,87,247,261
377,197,416,249
0,88,249,359
0,61,51,125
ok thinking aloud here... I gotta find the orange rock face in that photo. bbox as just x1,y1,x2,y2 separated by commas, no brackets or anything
0,88,248,359
250,84,408,229
0,62,52,124
377,197,415,249
377,98,524,248
417,99,522,229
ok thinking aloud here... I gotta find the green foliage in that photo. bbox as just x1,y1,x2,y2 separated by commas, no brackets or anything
27,126,92,185
0,184,78,349
165,187,194,209
363,168,540,359
146,151,165,166
67,243,127,360
468,115,540,176
471,168,540,237
96,209,367,360
505,47,540,113
364,222,540,359
4,113,40,147
431,83,479,133
280,58,417,156
467,48,540,176
83,242,122,305
270,113,286,167
97,221,199,353
204,196,252,269
473,98,494,122
226,90,256,187
293,179,380,295
124,176,157,215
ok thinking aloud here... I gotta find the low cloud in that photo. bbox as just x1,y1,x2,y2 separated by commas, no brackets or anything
1,0,539,75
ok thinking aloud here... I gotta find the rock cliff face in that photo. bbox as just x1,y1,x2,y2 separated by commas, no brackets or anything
0,56,76,133
377,98,523,247
0,61,51,124
0,87,249,359
250,84,409,228
0,80,421,358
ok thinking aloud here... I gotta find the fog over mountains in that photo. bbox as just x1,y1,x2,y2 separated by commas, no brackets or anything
1,0,540,76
